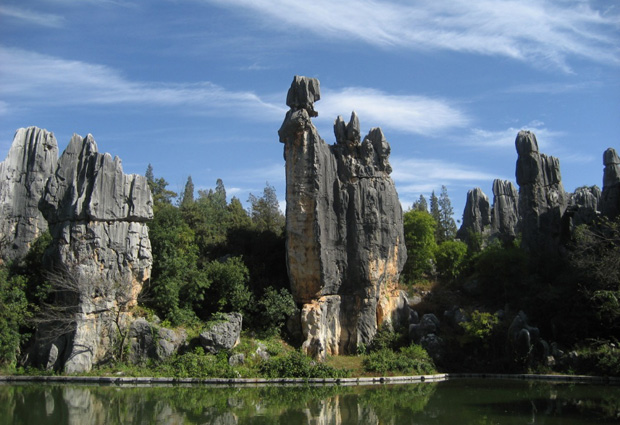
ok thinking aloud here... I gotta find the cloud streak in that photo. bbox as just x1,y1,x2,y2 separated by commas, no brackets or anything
318,87,469,136
203,0,620,71
0,5,65,28
0,46,285,119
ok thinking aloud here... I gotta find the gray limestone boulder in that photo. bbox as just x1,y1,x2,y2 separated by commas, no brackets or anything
0,127,58,263
279,76,408,360
409,314,440,343
457,187,491,247
601,148,620,219
199,313,243,354
566,186,600,228
128,318,187,364
515,131,567,256
490,179,519,244
31,133,153,373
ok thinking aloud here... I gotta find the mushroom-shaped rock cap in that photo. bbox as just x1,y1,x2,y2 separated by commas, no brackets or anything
515,130,539,156
286,76,320,117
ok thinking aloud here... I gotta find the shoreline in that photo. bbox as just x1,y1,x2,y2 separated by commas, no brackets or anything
1,373,618,387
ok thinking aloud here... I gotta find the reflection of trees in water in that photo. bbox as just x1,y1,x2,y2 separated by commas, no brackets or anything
0,381,618,424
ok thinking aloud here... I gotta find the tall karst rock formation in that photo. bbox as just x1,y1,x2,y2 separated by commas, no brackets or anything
0,127,58,263
515,130,567,256
33,133,153,373
278,76,408,360
601,148,620,219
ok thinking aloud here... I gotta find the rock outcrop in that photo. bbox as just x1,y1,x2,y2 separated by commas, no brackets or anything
566,186,600,229
128,318,187,364
279,76,408,360
601,148,620,219
0,127,58,263
33,133,153,373
457,187,491,247
199,313,243,354
515,131,567,256
490,179,519,244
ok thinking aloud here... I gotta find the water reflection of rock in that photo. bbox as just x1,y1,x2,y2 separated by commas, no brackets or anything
2,381,617,424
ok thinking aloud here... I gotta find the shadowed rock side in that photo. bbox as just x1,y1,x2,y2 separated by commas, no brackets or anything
566,185,600,230
457,187,491,247
279,76,408,360
33,133,153,373
601,148,620,219
490,179,519,244
0,127,58,263
515,130,567,256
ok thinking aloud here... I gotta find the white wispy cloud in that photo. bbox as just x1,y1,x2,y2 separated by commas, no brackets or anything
317,87,469,136
391,157,501,192
465,124,564,150
203,0,620,71
0,46,286,118
0,5,65,28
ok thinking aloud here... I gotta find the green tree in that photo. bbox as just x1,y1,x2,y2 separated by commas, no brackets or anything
146,164,177,209
256,287,296,335
412,194,428,212
0,268,29,366
402,210,437,282
226,197,252,230
434,240,468,282
204,257,251,315
437,185,457,243
248,182,285,235
180,175,194,207
146,203,208,325
430,191,440,225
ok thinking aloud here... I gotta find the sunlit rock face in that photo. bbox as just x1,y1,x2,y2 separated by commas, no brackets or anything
0,127,58,263
601,148,620,219
279,76,408,360
34,133,153,373
515,130,567,257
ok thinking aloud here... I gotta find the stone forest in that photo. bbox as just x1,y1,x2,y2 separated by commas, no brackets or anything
0,76,618,378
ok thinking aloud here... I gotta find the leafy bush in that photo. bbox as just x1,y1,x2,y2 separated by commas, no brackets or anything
259,350,350,378
363,345,436,375
459,310,499,346
158,347,237,378
402,210,437,282
255,286,296,334
434,240,468,281
204,256,251,314
0,268,29,366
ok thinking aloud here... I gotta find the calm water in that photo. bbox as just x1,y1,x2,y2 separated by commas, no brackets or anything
1,378,618,424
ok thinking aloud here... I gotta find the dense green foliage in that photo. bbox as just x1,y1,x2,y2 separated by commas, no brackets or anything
363,345,436,375
259,350,350,378
0,268,29,366
434,240,467,281
402,210,437,282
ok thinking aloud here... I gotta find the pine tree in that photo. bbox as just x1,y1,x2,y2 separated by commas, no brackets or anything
248,182,285,235
430,191,440,222
437,185,457,243
412,194,428,212
181,175,194,207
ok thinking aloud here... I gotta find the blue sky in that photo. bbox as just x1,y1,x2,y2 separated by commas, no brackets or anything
1,0,619,221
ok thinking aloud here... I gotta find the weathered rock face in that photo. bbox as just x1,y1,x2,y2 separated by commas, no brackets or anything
0,127,58,263
601,148,620,219
515,131,567,256
490,179,519,244
279,76,407,360
199,313,243,354
34,133,153,373
457,187,491,246
128,318,187,364
566,186,600,228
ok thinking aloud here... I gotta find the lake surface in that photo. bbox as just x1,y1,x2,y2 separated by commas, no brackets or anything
1,378,618,424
